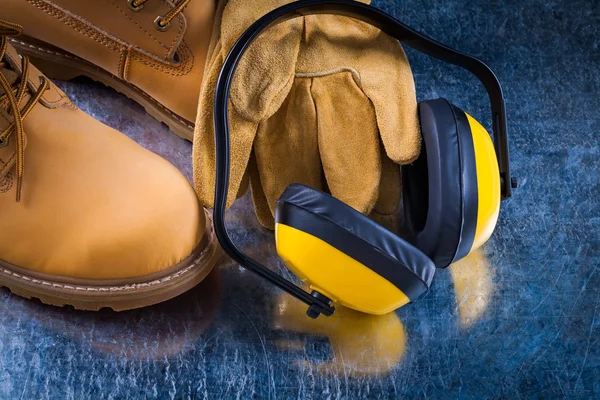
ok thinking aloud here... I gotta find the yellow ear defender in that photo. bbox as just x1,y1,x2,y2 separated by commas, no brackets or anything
275,184,435,315
212,0,516,319
400,99,501,268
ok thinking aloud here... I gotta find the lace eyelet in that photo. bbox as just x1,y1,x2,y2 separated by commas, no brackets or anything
128,0,144,12
0,138,8,149
154,16,171,31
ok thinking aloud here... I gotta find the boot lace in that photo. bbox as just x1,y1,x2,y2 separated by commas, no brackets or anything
0,20,49,202
128,0,192,31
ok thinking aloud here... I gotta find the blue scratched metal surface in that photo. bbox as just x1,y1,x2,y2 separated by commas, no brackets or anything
0,0,599,398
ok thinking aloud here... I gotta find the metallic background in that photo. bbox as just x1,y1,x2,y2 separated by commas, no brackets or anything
1,0,598,398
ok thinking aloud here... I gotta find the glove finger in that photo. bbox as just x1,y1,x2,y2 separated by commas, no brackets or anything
254,77,323,218
205,0,228,66
361,39,421,165
222,0,303,123
373,151,401,216
299,15,421,164
248,151,275,229
369,151,402,232
195,0,304,209
193,38,257,209
311,72,381,214
237,169,250,199
193,37,224,208
220,0,299,51
229,21,302,122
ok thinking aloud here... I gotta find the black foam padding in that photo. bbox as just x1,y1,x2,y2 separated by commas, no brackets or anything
276,184,436,301
401,99,479,268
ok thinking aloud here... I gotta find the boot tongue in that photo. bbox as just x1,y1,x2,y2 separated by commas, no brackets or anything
0,61,19,87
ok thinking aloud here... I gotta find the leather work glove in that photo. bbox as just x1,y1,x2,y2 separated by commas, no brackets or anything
193,0,421,228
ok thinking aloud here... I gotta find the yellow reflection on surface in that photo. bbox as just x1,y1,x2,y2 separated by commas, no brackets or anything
272,293,406,377
449,248,494,328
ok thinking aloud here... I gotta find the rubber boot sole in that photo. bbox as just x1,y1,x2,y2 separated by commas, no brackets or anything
10,36,195,141
0,211,222,311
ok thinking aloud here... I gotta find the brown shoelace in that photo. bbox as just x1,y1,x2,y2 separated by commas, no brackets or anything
0,20,49,202
129,0,192,30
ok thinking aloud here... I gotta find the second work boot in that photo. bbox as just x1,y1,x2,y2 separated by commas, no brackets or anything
3,0,216,140
0,21,220,311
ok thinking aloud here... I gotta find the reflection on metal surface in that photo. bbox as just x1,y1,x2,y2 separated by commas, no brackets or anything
1,269,222,360
272,293,406,377
449,248,494,328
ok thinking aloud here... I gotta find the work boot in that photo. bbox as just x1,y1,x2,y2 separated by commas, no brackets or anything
3,0,216,141
0,21,220,311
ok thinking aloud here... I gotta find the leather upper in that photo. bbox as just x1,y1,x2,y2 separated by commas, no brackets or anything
0,43,205,280
2,0,216,123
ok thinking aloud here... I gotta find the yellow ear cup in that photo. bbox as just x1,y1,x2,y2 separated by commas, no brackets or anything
465,114,501,250
275,223,410,315
274,184,435,315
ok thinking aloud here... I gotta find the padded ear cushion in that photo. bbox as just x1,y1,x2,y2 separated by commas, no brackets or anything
401,99,479,268
276,184,435,301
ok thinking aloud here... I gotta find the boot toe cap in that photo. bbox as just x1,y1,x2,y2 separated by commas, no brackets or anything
0,110,207,281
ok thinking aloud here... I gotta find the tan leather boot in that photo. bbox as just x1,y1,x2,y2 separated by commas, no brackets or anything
0,21,220,311
3,0,216,141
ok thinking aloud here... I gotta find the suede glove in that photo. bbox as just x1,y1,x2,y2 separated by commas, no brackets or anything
193,0,421,228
